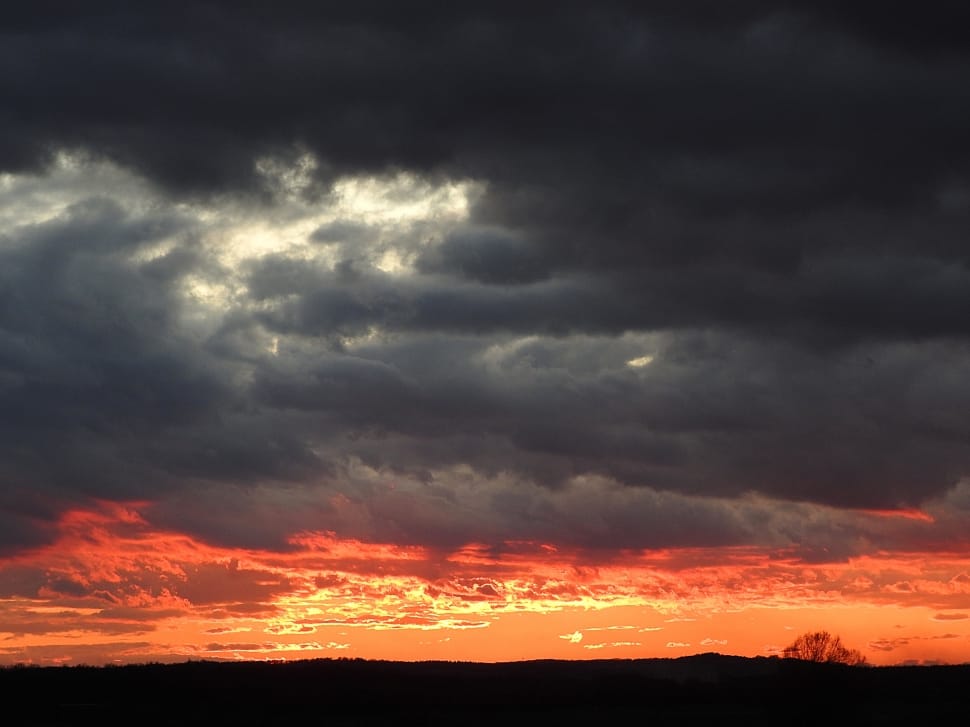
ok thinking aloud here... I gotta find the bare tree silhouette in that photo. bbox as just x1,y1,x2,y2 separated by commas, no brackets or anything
783,630,867,665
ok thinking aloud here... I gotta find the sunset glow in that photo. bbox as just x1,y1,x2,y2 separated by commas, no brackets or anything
2,501,969,666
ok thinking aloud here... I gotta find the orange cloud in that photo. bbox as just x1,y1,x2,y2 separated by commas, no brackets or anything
3,501,970,666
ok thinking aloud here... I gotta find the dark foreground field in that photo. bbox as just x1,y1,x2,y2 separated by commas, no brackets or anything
3,653,969,726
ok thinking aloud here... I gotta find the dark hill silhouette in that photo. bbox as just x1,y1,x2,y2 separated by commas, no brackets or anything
3,653,969,725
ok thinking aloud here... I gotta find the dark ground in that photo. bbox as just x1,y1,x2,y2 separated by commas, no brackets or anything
3,653,969,726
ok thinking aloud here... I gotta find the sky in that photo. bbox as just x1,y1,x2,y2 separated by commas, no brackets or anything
2,2,970,667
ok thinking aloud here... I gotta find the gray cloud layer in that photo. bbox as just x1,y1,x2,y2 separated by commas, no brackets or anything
2,2,970,553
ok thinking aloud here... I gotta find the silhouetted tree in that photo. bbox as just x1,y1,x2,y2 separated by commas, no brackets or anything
783,630,867,665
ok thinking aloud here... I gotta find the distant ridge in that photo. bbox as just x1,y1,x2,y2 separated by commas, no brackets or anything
4,653,970,725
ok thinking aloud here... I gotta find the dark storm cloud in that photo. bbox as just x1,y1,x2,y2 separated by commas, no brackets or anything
249,252,970,345
3,1,970,553
0,190,321,518
247,329,970,509
5,2,970,295
4,2,969,205
0,198,214,492
416,228,549,284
